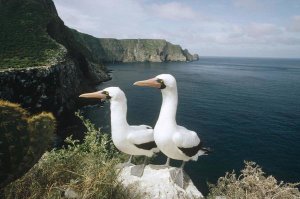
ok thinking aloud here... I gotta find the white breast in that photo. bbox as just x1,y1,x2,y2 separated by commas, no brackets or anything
154,124,190,161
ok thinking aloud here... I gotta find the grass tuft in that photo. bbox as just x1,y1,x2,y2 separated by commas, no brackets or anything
207,161,300,199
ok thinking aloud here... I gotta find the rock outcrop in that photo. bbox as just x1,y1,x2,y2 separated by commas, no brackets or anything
193,54,200,61
118,165,203,199
0,100,56,188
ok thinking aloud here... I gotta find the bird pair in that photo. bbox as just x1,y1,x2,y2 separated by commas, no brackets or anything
79,74,210,188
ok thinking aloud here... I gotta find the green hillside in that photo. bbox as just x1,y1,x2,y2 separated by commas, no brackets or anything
0,0,66,69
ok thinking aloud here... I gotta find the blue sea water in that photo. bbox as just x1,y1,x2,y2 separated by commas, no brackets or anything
80,57,300,195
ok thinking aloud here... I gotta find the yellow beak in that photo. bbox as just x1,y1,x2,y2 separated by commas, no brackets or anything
79,91,106,99
133,78,161,88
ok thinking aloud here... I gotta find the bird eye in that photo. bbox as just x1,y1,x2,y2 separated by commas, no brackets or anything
101,91,111,99
156,78,166,89
156,79,163,83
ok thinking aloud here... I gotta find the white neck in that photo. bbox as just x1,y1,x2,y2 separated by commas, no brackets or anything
156,86,178,127
110,98,129,132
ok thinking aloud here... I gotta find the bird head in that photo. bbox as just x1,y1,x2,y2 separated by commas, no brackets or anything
133,74,177,91
79,87,125,102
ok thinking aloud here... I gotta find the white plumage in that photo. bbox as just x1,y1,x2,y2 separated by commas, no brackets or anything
79,87,158,159
134,74,209,165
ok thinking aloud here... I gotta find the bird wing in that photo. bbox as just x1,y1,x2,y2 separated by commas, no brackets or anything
172,125,200,148
127,125,154,145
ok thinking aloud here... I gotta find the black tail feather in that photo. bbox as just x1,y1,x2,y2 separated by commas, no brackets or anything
201,147,212,154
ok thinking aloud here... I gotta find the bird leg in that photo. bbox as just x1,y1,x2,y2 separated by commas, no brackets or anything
115,155,134,169
131,157,147,177
165,157,170,167
128,155,133,164
180,161,185,169
149,157,171,170
169,161,186,188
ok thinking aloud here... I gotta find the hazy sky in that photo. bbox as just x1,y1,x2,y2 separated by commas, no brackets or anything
53,0,300,58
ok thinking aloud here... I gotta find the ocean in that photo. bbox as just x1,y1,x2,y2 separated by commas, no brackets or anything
80,57,300,195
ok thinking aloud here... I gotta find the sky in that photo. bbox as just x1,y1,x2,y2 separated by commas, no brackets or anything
53,0,300,58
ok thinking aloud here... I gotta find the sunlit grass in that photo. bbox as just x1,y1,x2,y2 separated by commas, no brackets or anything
208,161,300,199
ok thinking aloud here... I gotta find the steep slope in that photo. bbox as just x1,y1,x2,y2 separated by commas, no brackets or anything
0,0,65,69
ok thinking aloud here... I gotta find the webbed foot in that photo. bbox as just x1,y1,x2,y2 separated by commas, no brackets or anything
169,168,184,188
130,164,146,177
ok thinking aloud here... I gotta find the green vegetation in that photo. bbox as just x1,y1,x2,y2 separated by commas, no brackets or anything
0,99,56,188
119,39,167,52
3,112,133,199
0,0,65,69
208,161,300,199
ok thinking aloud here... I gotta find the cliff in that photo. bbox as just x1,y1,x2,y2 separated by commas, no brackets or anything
0,59,106,116
71,29,199,63
0,0,110,117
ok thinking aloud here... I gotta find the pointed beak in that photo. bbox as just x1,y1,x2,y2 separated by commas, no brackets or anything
79,91,106,99
133,78,161,88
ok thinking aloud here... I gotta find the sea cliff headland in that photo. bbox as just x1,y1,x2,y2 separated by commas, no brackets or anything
0,0,199,119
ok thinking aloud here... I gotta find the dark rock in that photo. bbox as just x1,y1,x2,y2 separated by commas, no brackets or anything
183,49,194,61
0,58,94,117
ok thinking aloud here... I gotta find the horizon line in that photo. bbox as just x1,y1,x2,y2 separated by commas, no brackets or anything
198,55,300,60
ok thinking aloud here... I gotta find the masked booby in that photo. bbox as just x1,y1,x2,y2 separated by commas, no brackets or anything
79,87,159,177
134,74,210,187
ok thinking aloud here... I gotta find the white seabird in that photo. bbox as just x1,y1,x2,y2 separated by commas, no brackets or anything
134,74,210,187
79,87,159,177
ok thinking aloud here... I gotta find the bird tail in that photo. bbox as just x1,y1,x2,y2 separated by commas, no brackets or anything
201,147,212,154
192,147,212,161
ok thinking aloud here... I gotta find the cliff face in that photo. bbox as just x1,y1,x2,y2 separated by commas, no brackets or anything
71,30,199,63
0,0,110,116
117,39,188,62
0,58,99,116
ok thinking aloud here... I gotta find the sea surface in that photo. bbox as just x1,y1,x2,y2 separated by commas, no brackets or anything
80,57,300,195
